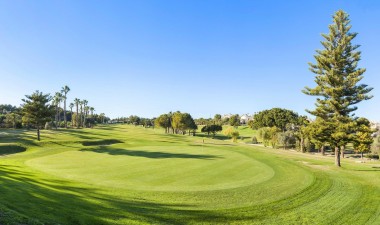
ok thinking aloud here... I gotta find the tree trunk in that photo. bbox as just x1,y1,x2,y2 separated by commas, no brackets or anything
335,146,341,167
64,99,67,128
55,106,59,129
321,146,325,156
341,146,345,158
300,137,304,153
37,128,40,141
361,152,363,159
76,107,79,128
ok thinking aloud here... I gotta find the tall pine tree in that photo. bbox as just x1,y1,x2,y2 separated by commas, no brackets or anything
303,10,373,166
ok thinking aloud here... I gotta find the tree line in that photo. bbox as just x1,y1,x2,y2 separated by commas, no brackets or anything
1,86,109,140
251,107,377,161
155,111,198,135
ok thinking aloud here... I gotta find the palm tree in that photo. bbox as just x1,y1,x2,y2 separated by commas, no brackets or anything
82,100,88,127
99,113,105,124
84,106,89,127
90,107,95,117
69,103,74,127
74,98,80,128
61,85,70,128
53,92,63,129
80,100,84,128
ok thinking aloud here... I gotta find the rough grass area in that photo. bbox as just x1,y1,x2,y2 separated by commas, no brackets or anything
0,125,379,224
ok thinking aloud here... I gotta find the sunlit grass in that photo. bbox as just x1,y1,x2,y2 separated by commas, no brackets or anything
0,125,379,224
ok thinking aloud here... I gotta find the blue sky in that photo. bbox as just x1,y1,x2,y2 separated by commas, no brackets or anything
0,0,379,120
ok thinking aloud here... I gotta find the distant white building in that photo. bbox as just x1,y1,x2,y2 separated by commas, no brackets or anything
370,121,380,130
222,113,233,120
240,114,253,124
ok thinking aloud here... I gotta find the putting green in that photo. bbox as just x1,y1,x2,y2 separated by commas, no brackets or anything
26,146,275,191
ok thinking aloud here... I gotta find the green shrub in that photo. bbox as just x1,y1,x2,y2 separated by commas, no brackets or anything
252,136,258,144
231,131,239,143
365,154,379,160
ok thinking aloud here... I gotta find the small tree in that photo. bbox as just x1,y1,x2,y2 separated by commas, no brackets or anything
155,114,172,133
22,91,54,141
231,131,239,143
4,113,22,128
269,126,280,148
258,127,271,147
61,85,70,128
229,114,240,127
251,136,258,144
353,118,376,159
214,114,222,124
201,125,222,137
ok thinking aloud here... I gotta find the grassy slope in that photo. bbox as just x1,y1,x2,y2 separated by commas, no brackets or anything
0,125,379,224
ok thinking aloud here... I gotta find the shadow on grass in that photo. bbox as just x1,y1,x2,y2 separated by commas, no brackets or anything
57,129,105,140
355,167,380,172
82,139,123,146
80,147,222,160
0,145,26,155
196,133,231,141
0,129,39,147
0,165,230,225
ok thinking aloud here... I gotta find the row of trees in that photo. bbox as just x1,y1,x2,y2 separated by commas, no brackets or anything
195,114,240,127
0,104,22,128
51,85,106,129
251,108,308,150
110,116,154,127
4,86,108,140
155,111,197,135
252,107,376,159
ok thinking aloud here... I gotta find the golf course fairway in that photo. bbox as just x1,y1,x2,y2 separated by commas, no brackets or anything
0,125,379,224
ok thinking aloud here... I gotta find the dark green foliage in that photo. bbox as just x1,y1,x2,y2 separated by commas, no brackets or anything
213,114,222,124
4,113,22,128
249,108,299,131
303,10,373,166
0,104,18,113
229,114,240,127
194,118,209,125
0,105,21,128
172,112,197,134
251,136,258,144
156,111,197,135
353,118,375,157
129,115,141,125
155,113,172,133
201,125,223,137
365,154,379,160
21,90,55,140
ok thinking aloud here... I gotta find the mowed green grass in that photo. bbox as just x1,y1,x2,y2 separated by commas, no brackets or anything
0,125,379,224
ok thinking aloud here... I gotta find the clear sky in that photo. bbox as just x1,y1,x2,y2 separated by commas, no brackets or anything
0,0,379,120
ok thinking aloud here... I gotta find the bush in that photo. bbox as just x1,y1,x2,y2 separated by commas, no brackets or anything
365,154,379,160
223,127,235,137
45,122,53,130
231,131,239,143
252,136,258,144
